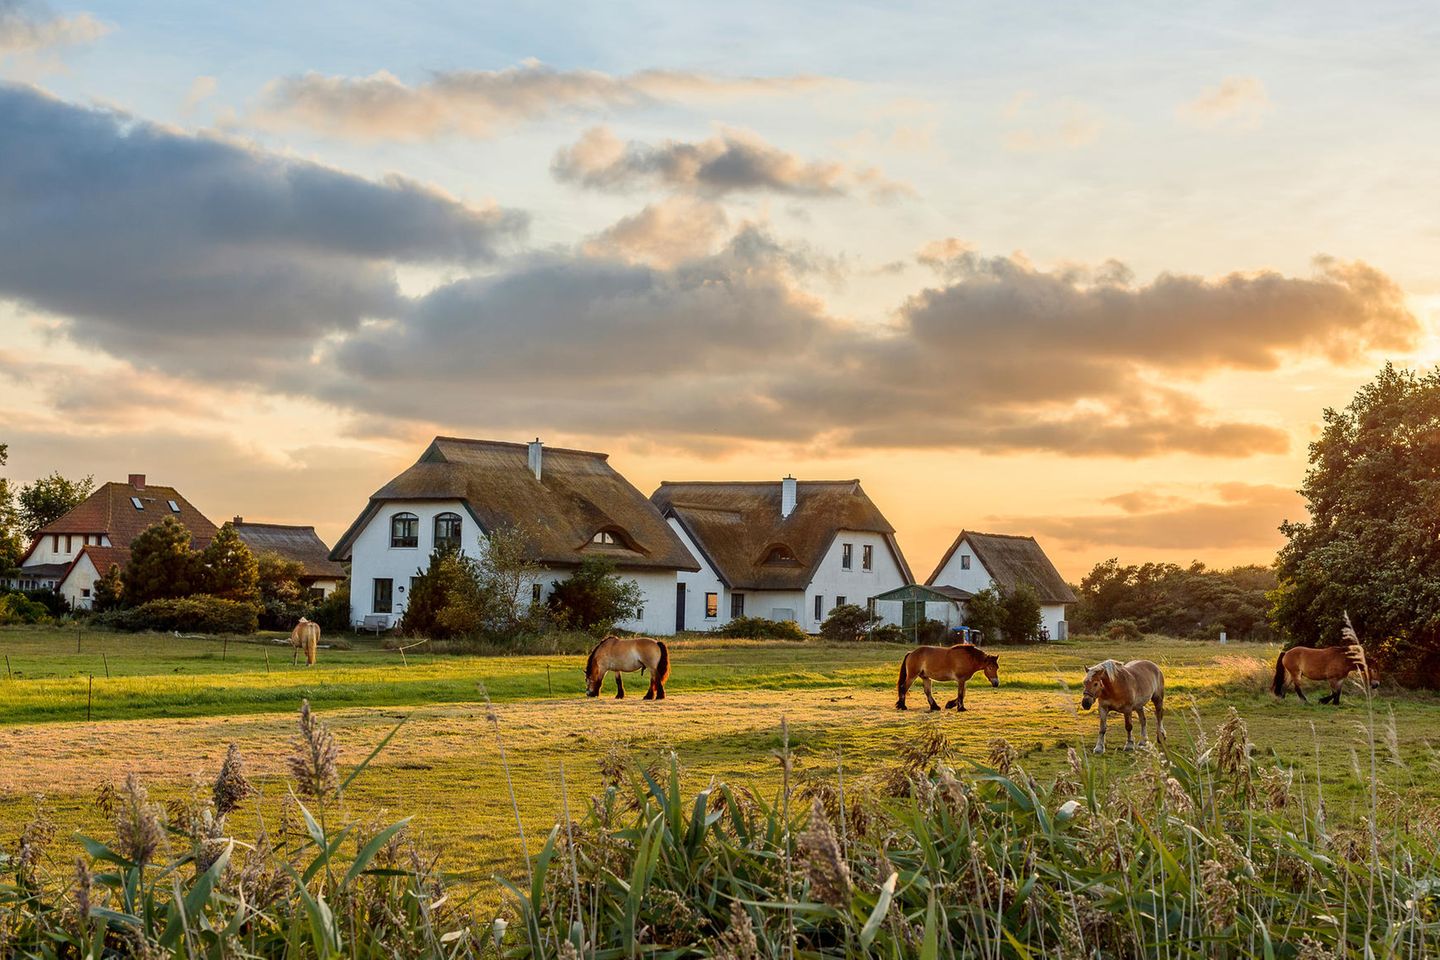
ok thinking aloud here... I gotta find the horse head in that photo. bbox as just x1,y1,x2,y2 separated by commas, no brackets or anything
982,653,1000,688
1079,661,1116,710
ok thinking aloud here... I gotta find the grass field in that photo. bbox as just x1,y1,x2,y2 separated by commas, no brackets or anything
3,624,1439,909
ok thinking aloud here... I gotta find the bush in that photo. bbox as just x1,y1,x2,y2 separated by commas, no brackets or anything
914,617,950,645
19,587,69,617
308,580,350,632
870,623,907,644
401,550,487,640
547,557,643,634
713,615,808,641
1103,617,1145,642
94,595,258,634
819,603,882,642
0,591,53,625
123,516,202,603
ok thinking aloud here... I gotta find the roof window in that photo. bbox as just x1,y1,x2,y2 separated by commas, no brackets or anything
168,500,181,512
130,497,144,510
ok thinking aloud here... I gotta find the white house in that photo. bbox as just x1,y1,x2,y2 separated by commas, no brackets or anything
7,474,219,609
328,437,700,633
650,477,913,633
927,531,1076,640
232,519,345,599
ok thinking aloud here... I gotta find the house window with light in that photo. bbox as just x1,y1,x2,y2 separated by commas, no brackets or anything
862,545,873,570
434,512,462,552
390,513,419,548
705,592,719,618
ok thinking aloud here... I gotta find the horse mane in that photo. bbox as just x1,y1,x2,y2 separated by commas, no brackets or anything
948,642,997,664
584,636,611,678
1090,659,1120,680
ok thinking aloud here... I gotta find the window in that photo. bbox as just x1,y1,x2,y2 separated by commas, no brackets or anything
763,545,797,564
591,530,619,545
862,545,873,571
866,597,877,617
837,595,847,608
168,500,181,513
434,512,463,552
730,592,745,618
841,543,853,569
373,578,393,613
130,497,144,510
960,554,971,570
814,595,824,620
531,582,542,604
705,592,719,619
308,587,325,601
52,535,59,552
390,512,419,548
81,588,91,598
64,535,72,554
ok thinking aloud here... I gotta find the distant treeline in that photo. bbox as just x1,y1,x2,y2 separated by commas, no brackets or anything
1070,558,1276,641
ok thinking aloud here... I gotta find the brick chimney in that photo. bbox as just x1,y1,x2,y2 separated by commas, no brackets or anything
781,475,798,518
128,474,146,490
527,438,543,480
233,516,244,525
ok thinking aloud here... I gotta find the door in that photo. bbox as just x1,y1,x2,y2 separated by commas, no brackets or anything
675,583,686,632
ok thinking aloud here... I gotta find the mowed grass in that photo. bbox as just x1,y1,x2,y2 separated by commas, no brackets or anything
2,624,1439,907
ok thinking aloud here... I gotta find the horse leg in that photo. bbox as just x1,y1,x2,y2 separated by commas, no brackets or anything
1137,705,1149,746
1094,707,1109,754
656,678,666,700
1328,679,1342,706
614,673,625,700
1293,674,1309,703
922,676,941,712
955,680,967,711
1122,711,1135,750
643,679,655,701
1153,695,1166,744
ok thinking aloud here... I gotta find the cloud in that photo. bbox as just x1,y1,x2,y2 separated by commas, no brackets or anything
0,83,526,377
552,125,910,200
1002,93,1104,152
0,0,108,56
253,60,829,141
997,483,1303,550
1178,76,1271,129
581,196,730,267
182,75,217,112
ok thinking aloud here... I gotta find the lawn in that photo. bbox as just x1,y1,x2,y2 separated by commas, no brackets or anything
2,624,1438,910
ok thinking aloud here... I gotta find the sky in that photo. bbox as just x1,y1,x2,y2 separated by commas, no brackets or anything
3,0,1439,582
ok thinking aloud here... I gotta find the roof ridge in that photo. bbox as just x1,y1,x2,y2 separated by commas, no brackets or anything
964,530,1038,542
658,479,861,487
431,436,610,459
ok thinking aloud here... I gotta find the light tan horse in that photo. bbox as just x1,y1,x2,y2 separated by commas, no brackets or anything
583,635,671,700
1080,659,1165,754
290,618,320,667
895,643,1000,712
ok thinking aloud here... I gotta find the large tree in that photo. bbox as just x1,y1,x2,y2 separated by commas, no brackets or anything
1272,363,1440,686
123,517,201,604
0,444,23,573
18,471,95,538
201,523,260,603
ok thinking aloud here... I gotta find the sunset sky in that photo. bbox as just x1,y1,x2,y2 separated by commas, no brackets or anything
3,0,1438,581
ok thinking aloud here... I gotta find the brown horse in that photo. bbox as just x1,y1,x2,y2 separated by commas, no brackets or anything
1079,659,1165,754
583,635,671,700
290,618,319,666
895,643,1000,712
1272,645,1377,704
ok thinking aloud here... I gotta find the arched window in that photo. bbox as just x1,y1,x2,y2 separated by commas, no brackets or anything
592,530,619,545
763,545,797,565
434,512,463,552
390,512,419,548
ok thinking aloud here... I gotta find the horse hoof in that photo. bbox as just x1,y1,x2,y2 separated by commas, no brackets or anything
928,706,940,712
895,703,907,711
956,706,967,712
1093,747,1105,755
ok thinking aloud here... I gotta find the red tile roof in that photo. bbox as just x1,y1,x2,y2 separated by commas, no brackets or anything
20,480,218,563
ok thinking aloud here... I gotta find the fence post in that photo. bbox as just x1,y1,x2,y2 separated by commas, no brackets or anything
265,651,271,674
102,654,109,679
4,654,10,680
546,665,553,697
87,674,93,721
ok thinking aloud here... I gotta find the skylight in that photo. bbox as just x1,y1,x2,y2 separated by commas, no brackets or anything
130,497,144,510
168,500,180,512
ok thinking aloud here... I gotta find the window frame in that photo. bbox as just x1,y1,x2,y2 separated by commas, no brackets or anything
373,578,394,614
841,542,853,570
433,512,463,553
704,592,719,619
730,592,745,618
960,554,971,570
836,595,847,608
389,512,419,549
862,544,873,571
814,594,824,621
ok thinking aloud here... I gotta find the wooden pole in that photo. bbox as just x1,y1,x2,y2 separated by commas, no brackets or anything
4,654,10,680
102,654,110,679
87,674,93,721
76,625,81,653
546,665,553,697
264,651,271,674
223,637,228,661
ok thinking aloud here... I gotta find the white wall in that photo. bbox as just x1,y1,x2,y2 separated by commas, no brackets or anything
802,530,910,632
929,538,994,595
669,518,728,631
24,532,110,568
347,500,681,634
1040,604,1068,641
58,554,99,610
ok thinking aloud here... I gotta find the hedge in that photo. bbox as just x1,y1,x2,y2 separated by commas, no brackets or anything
93,595,259,634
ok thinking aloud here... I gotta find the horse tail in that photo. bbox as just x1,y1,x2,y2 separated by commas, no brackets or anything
655,640,671,685
1271,650,1287,697
897,652,911,699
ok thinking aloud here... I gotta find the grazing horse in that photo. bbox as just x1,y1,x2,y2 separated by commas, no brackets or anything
1080,659,1165,754
583,635,670,700
290,618,320,667
895,643,1000,712
1272,646,1377,704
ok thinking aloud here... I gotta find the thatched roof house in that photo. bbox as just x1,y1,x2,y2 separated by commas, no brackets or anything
927,530,1077,639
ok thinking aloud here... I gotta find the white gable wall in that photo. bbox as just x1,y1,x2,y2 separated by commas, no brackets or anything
347,499,680,634
804,530,910,631
58,554,99,610
931,536,1070,640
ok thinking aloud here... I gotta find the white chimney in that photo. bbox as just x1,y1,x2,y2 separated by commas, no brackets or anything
781,475,797,518
528,438,543,480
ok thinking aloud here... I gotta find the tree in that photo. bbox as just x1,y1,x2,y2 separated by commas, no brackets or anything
0,444,23,574
820,603,882,642
401,550,488,640
93,563,124,612
123,517,201,604
1272,363,1440,686
1000,583,1042,642
18,471,94,538
256,551,307,630
963,588,1005,642
547,557,643,633
201,523,260,603
1070,557,1275,640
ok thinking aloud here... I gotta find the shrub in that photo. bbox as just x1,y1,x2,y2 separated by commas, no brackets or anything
256,550,308,630
713,615,808,641
1000,582,1042,642
401,550,487,640
123,516,202,603
870,623,907,644
92,563,123,612
0,591,53,625
94,595,258,634
19,586,68,617
547,557,643,634
308,580,350,632
914,617,950,645
1103,618,1145,642
819,602,882,642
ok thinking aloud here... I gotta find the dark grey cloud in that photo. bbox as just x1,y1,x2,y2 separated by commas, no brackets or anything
255,63,828,141
552,126,908,200
0,83,526,376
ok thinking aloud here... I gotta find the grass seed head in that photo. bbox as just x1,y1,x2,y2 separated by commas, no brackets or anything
798,798,851,909
288,699,339,801
988,737,1017,776
714,900,759,960
213,743,254,817
115,773,164,868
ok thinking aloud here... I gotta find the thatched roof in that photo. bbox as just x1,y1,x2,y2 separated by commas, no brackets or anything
233,521,346,580
330,437,698,572
927,531,1076,604
651,480,912,590
19,479,217,564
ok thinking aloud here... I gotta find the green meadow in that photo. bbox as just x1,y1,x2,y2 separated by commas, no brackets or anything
2,624,1438,906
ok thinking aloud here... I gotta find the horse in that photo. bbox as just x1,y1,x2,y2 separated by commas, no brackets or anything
1272,645,1377,704
583,635,671,700
1079,659,1165,754
290,618,320,667
895,643,1000,712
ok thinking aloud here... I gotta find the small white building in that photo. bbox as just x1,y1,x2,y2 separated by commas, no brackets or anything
328,437,700,633
927,531,1076,640
232,519,345,599
651,477,913,633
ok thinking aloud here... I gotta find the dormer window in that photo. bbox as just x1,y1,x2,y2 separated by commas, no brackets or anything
168,500,181,513
592,531,619,545
130,497,144,510
763,545,797,565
